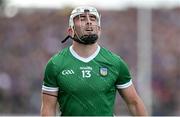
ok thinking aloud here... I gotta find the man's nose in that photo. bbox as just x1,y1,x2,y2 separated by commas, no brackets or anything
86,16,92,25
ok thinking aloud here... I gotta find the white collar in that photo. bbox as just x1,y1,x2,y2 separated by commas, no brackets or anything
70,45,100,63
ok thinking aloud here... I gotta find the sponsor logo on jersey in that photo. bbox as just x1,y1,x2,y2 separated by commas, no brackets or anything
62,69,74,75
80,66,92,70
99,67,108,76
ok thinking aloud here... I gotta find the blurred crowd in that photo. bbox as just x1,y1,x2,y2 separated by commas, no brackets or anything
0,8,179,115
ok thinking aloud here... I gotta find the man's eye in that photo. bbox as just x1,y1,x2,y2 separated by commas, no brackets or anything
90,18,96,21
80,17,85,21
90,16,97,21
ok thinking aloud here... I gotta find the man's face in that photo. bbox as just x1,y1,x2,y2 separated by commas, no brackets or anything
73,12,101,38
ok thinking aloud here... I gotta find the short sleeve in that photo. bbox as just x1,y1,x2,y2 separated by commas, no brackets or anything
116,58,132,89
42,59,59,92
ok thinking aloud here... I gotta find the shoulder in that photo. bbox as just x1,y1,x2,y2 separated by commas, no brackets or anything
100,47,127,66
50,47,69,63
45,47,70,72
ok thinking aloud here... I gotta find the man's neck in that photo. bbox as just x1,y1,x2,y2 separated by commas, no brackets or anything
72,42,98,58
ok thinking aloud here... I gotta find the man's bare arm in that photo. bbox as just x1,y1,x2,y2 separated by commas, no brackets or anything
40,91,58,116
118,84,148,116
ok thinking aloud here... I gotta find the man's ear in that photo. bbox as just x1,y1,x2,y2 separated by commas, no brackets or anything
67,27,74,37
98,26,101,35
98,26,101,31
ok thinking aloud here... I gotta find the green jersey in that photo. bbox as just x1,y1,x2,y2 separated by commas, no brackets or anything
42,45,132,116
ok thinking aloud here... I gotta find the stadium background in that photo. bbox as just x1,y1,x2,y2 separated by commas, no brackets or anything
0,0,179,116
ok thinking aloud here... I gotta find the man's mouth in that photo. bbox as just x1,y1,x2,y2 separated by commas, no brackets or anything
85,26,93,31
85,29,93,31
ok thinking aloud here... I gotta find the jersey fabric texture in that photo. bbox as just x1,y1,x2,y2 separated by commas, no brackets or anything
42,45,132,116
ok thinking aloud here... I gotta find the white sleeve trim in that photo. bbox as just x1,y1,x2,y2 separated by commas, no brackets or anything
116,79,132,89
42,85,59,92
